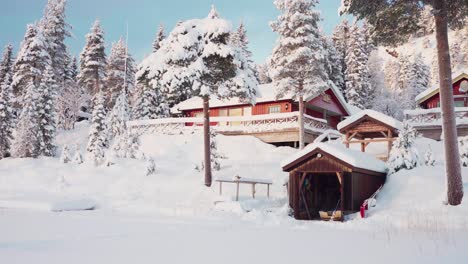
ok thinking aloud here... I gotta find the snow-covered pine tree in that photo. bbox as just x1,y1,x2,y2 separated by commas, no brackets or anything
387,121,420,174
12,80,41,158
270,0,329,149
152,24,165,53
407,54,430,109
131,80,168,120
424,145,436,166
148,5,257,186
37,65,58,156
78,20,107,97
11,24,50,106
322,36,344,94
105,38,136,109
209,130,225,171
73,144,83,164
146,157,156,176
40,0,70,82
0,44,14,87
344,21,372,109
256,63,272,84
231,22,258,84
86,92,107,165
107,90,135,159
57,54,83,130
459,136,468,167
0,72,14,159
332,19,350,94
60,144,71,163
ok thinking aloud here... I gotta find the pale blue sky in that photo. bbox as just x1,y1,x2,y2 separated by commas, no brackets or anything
0,0,344,64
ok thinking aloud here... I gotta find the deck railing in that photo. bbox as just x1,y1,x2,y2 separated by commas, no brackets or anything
128,112,332,136
404,107,468,127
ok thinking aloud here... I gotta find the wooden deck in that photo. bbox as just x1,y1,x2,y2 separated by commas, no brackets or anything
405,107,468,140
128,112,332,144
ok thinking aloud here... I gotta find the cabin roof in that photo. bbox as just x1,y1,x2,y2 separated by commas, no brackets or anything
171,83,353,115
415,69,468,104
281,142,387,173
337,109,403,132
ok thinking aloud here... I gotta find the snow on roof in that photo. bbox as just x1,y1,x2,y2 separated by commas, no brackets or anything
172,82,353,115
415,68,468,103
337,109,403,131
281,142,387,173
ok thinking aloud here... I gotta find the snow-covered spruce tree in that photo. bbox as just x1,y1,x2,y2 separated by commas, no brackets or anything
12,80,41,158
37,65,58,156
344,21,372,109
147,5,257,186
146,157,156,176
78,20,107,97
209,130,225,171
322,36,344,95
40,0,70,82
73,144,83,164
152,24,165,53
340,0,466,206
387,121,420,174
0,72,14,159
459,136,468,167
0,44,14,87
231,22,258,83
399,54,431,110
86,92,107,165
105,38,136,109
269,0,329,149
424,146,435,166
57,54,83,130
132,73,169,120
331,19,350,94
256,63,272,84
107,90,138,159
60,144,71,163
11,24,50,106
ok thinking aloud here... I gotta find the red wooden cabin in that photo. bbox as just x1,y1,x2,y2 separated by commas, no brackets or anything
415,71,468,109
171,84,353,145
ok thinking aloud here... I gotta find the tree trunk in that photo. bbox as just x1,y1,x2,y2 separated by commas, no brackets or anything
298,95,305,149
203,95,212,187
433,0,463,205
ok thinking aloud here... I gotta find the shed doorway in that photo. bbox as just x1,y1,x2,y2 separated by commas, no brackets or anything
299,173,342,220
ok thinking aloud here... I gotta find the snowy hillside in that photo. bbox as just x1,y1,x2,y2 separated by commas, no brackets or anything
1,124,468,264
375,27,468,86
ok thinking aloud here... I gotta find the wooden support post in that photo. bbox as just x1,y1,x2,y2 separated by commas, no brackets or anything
387,129,393,158
219,181,222,195
236,181,240,201
345,132,350,148
267,184,270,199
361,142,366,152
252,183,256,199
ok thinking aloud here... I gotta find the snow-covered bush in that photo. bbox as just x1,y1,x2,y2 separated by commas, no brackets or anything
424,146,435,166
459,136,468,167
146,157,156,176
387,121,420,174
60,145,71,163
73,145,83,165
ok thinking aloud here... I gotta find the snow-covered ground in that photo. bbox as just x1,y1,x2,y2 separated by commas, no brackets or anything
1,121,467,263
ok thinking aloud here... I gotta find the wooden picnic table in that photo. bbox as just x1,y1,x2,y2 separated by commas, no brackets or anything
215,176,273,201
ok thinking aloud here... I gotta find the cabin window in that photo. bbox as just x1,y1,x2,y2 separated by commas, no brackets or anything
268,105,281,114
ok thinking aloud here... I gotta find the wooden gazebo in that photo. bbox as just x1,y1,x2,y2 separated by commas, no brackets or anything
282,143,387,221
337,110,402,160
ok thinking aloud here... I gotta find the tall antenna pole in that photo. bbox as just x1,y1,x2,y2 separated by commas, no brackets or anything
123,21,129,94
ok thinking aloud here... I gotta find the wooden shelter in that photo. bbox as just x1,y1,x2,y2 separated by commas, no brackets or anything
282,143,387,221
337,110,402,160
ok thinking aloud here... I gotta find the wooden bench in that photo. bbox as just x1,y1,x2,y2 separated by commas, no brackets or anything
215,176,273,201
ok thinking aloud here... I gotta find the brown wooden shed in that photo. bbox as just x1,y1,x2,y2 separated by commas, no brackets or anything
282,143,387,221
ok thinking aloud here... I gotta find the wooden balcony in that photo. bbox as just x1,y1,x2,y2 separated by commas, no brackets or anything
404,107,468,140
128,112,332,144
